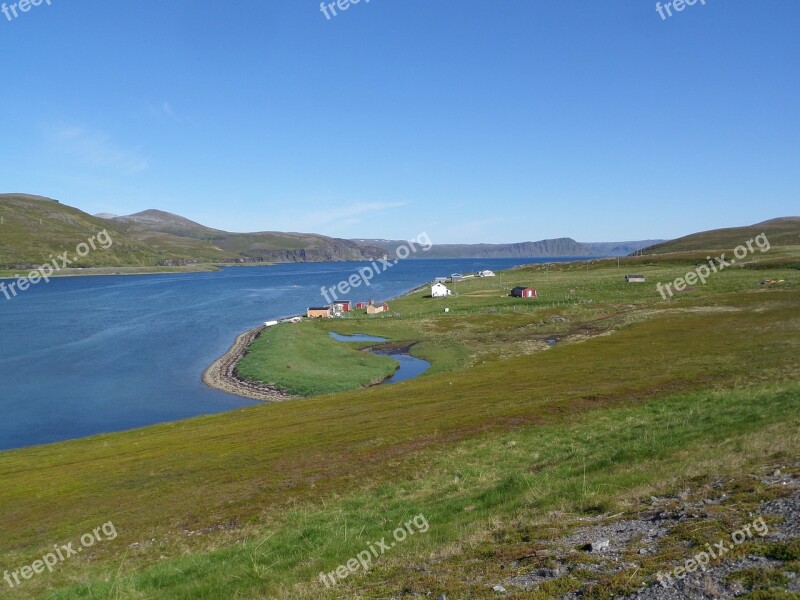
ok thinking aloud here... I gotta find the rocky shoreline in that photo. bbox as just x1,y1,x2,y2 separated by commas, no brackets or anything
202,326,296,402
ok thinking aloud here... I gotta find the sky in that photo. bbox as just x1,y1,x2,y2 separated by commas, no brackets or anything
0,1,798,244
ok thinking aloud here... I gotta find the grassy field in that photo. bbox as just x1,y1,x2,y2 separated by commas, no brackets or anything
236,325,399,396
0,243,798,599
239,245,800,395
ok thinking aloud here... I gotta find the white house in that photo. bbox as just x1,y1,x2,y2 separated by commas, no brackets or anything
479,270,496,277
431,282,452,298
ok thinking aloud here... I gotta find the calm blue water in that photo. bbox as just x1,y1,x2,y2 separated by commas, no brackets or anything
328,332,432,383
0,258,566,451
380,353,431,384
329,333,389,343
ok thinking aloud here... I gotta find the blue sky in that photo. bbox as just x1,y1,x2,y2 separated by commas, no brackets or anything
0,0,798,244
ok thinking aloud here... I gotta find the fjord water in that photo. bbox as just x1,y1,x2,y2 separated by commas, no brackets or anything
0,258,553,451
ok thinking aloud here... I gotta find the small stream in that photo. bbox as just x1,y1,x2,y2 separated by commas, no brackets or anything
329,332,431,384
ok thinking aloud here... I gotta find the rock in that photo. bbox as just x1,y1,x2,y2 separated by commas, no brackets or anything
774,469,782,476
590,539,610,552
492,585,507,593
639,548,648,555
438,595,447,600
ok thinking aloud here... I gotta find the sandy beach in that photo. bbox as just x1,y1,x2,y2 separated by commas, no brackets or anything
202,325,296,402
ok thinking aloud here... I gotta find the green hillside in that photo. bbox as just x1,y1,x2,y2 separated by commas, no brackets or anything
113,210,385,263
0,195,385,270
0,194,175,269
642,217,800,255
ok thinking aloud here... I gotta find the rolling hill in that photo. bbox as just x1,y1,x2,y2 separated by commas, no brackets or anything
641,217,800,255
0,194,386,269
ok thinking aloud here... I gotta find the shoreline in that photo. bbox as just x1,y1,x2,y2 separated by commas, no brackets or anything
0,262,280,281
201,281,431,402
200,263,537,402
202,326,297,403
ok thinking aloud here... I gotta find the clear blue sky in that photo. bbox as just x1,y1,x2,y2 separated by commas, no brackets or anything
1,0,798,243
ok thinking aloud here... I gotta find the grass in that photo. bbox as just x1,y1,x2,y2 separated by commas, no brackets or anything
235,325,399,396
9,385,800,599
0,246,798,598
239,247,800,392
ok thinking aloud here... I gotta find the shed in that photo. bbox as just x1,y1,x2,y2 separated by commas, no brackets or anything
307,306,332,319
333,300,352,312
511,286,538,298
431,282,452,298
625,275,646,283
366,302,389,315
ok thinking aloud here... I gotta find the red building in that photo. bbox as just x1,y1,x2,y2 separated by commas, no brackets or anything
511,286,538,298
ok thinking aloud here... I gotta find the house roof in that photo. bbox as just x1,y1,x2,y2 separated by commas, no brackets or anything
308,307,330,311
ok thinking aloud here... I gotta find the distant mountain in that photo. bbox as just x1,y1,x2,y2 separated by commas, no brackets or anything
582,240,665,256
111,209,386,264
0,194,385,269
641,218,800,255
354,238,663,259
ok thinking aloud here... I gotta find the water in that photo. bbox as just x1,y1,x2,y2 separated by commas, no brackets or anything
328,333,388,343
0,258,570,451
328,332,431,383
376,353,431,384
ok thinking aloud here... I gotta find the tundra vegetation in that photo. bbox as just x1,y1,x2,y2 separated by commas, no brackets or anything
1,241,798,599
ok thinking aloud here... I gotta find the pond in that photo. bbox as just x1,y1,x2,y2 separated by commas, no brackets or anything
329,332,431,384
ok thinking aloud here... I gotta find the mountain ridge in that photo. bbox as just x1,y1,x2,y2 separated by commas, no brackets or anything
0,195,385,269
353,238,664,258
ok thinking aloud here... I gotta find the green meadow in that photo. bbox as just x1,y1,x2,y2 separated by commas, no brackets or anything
0,245,798,599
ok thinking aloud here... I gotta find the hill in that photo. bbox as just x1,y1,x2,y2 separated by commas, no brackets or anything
642,217,800,255
0,195,385,269
109,209,386,264
354,238,663,258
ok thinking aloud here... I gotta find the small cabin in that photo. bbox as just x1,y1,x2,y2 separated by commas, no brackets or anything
307,306,332,319
431,282,452,298
355,301,367,310
333,300,352,312
511,286,538,298
366,302,389,315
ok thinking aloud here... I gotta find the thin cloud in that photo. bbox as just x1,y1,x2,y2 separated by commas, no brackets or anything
147,101,193,124
45,125,149,175
300,201,409,231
